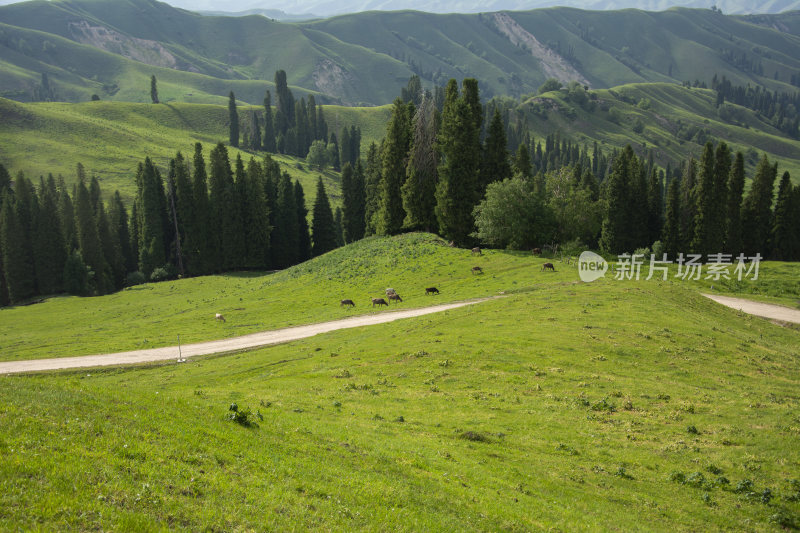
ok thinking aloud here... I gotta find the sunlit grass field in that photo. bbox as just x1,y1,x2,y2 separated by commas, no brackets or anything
1,245,798,530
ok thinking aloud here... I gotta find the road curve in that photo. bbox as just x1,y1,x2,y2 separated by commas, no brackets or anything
702,293,800,324
0,298,495,375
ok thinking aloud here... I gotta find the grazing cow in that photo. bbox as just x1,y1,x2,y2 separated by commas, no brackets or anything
471,247,482,256
425,287,440,295
372,298,389,307
388,293,403,303
532,248,542,255
542,262,556,272
215,313,226,323
340,299,355,307
385,288,397,296
472,266,483,275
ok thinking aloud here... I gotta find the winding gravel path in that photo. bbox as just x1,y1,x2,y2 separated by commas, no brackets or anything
702,293,800,324
0,298,494,375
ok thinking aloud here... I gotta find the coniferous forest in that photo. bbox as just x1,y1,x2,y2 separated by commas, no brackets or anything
1,74,799,307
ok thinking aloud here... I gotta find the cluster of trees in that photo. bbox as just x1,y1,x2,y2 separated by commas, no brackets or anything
306,124,362,171
0,144,346,306
229,71,330,158
713,74,800,138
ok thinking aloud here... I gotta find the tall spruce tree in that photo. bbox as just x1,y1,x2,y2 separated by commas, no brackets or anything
600,146,637,254
56,176,77,251
294,181,311,262
150,75,159,104
646,168,663,246
96,201,124,289
135,158,167,279
742,155,777,256
363,142,382,236
249,111,261,151
263,90,276,152
772,172,796,260
191,143,213,275
333,207,345,247
317,105,328,143
33,176,66,294
725,152,745,255
712,142,732,252
274,70,295,135
679,158,698,251
663,176,681,258
401,93,438,232
329,133,341,171
263,156,280,268
228,91,239,148
242,158,271,268
339,127,351,169
1,192,36,303
481,108,511,190
311,177,337,256
272,172,298,268
75,174,111,293
108,191,134,275
513,143,532,179
435,79,482,245
377,99,412,235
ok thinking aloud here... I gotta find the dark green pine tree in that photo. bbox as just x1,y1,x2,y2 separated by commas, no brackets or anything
363,141,382,236
63,249,91,295
89,176,102,215
207,143,233,271
333,207,345,247
742,155,778,256
135,158,167,279
272,172,298,268
191,143,212,275
317,105,328,143
171,153,194,275
222,152,246,271
339,127,351,169
263,156,280,268
311,177,337,256
1,192,36,303
435,79,482,245
401,93,438,232
75,175,111,293
349,125,361,166
646,168,663,246
263,90,276,152
711,142,731,252
481,108,511,190
340,163,354,241
249,111,261,151
33,176,67,294
56,176,77,251
242,158,271,269
377,98,412,235
772,172,796,260
129,200,140,274
663,176,681,258
513,143,532,179
329,133,341,171
294,99,309,157
108,191,134,274
150,75,159,104
691,142,716,255
96,200,124,290
342,162,367,243
600,145,636,254
274,69,295,136
0,163,10,194
13,175,38,288
308,95,318,141
294,180,311,263
679,158,698,251
725,152,745,255
229,91,239,148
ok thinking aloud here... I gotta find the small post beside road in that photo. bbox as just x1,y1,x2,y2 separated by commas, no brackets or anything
177,334,186,363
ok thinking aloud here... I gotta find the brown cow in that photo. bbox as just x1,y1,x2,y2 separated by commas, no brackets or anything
340,299,355,307
425,287,440,295
471,247,482,256
215,313,226,323
472,266,483,275
532,248,542,255
371,298,389,307
542,262,556,272
388,293,403,303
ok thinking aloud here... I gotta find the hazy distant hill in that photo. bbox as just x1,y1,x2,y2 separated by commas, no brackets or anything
1,0,800,105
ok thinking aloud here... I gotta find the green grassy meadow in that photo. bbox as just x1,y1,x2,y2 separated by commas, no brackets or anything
1,235,799,530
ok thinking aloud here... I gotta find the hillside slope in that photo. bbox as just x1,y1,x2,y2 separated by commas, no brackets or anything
1,1,800,104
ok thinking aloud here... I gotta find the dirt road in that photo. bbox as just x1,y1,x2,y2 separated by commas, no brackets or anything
702,293,800,324
0,298,494,375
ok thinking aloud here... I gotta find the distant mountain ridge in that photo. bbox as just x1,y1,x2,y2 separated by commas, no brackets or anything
1,0,800,106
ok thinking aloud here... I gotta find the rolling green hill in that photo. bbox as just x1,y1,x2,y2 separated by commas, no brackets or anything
2,0,800,105
0,234,798,530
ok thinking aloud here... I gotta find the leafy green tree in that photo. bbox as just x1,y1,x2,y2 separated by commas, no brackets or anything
150,75,159,104
306,140,329,169
539,78,563,94
376,99,412,235
229,91,239,148
401,75,423,107
263,90,276,152
295,180,311,263
311,177,337,256
473,178,554,249
481,108,512,191
546,167,602,245
401,94,438,232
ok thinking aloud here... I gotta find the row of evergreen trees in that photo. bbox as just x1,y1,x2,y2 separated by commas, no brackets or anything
712,74,800,138
0,144,348,306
